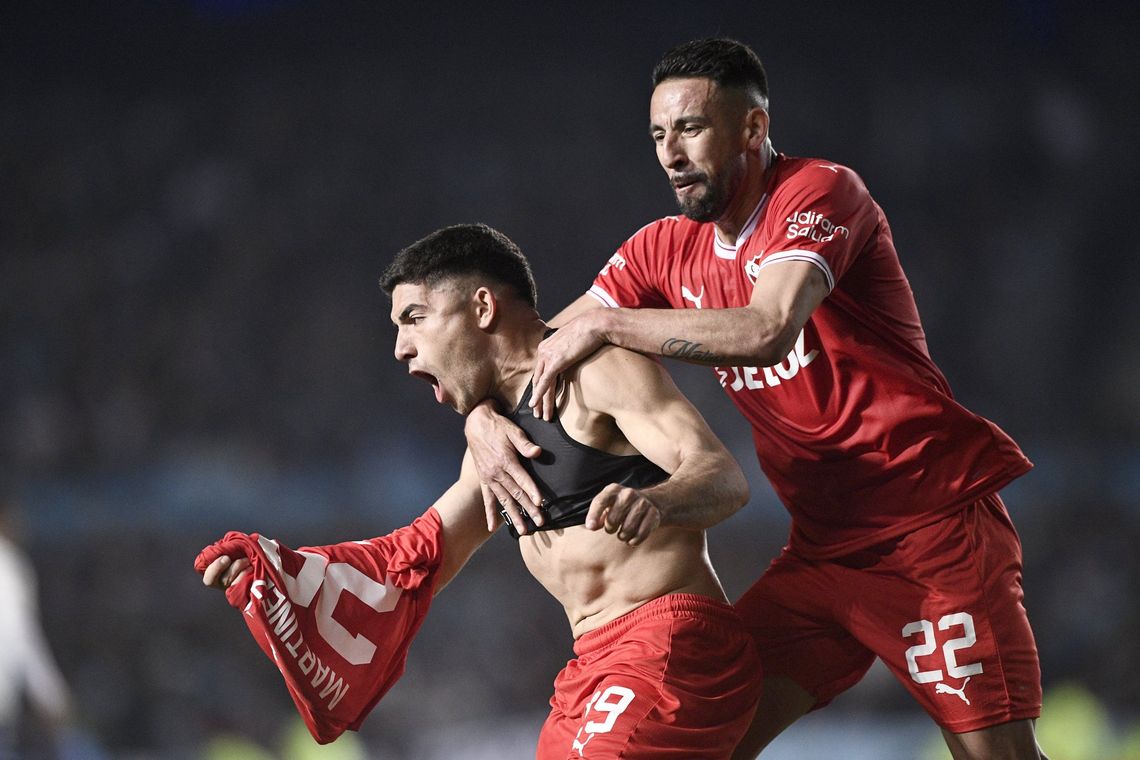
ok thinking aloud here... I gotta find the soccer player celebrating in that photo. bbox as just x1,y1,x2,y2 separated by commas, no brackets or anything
198,224,761,757
465,39,1048,759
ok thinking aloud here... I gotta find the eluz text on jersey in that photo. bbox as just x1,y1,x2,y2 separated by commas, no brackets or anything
715,329,819,391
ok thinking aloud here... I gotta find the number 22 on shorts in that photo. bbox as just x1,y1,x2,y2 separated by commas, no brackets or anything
571,685,636,756
903,611,984,684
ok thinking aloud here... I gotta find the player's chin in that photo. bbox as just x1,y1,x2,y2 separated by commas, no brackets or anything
429,380,463,414
677,196,719,223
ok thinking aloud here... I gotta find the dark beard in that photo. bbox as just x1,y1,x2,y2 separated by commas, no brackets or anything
674,165,740,223
676,182,728,223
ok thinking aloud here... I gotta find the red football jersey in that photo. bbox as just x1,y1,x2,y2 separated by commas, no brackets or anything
589,154,1031,559
194,509,444,743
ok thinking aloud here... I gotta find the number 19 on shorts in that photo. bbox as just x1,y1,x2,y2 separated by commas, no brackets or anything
571,685,636,756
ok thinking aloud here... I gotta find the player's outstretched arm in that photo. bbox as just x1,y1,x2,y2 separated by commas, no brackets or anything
530,261,828,420
434,450,500,590
577,347,749,545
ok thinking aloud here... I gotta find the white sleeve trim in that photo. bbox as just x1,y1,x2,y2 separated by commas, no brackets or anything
588,284,620,308
758,249,835,292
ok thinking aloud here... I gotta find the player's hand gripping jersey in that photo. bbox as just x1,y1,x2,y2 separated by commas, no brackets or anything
589,155,1031,559
193,509,444,743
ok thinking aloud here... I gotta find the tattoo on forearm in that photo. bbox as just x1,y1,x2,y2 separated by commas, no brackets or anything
661,338,726,365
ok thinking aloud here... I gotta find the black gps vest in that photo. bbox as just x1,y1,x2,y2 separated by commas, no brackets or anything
502,381,668,539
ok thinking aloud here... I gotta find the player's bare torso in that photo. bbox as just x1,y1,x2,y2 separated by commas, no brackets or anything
515,349,726,639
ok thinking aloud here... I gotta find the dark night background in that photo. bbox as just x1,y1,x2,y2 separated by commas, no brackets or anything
2,1,1138,758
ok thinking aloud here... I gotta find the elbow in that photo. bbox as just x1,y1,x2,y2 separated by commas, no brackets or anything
741,311,800,367
730,466,750,513
720,456,750,516
751,343,786,368
756,325,801,367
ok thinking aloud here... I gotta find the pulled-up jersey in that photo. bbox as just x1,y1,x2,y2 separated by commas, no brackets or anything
502,380,667,538
588,154,1031,559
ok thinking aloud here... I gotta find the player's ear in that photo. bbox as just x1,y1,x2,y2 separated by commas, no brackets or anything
473,286,497,330
744,107,769,151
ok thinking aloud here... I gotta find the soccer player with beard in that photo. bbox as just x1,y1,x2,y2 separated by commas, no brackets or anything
464,39,1048,759
201,224,761,757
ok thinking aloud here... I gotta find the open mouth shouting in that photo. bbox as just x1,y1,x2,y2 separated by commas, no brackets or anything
409,368,445,405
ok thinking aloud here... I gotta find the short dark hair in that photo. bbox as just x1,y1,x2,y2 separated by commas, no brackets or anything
652,38,768,105
380,223,538,309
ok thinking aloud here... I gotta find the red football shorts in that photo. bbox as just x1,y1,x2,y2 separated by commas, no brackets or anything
735,493,1042,733
536,594,761,759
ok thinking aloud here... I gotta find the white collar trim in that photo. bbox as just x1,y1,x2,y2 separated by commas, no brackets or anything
712,193,768,260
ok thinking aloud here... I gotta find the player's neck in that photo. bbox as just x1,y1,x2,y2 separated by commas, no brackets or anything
713,146,774,247
489,318,549,411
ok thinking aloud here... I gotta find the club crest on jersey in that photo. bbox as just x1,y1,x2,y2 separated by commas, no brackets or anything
745,254,764,284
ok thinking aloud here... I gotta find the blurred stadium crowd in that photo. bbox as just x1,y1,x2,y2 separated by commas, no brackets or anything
2,1,1138,758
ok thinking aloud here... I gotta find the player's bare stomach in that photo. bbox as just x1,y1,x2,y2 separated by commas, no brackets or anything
519,524,726,639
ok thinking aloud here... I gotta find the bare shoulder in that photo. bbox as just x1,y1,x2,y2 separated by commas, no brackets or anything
575,344,663,386
568,345,674,415
556,346,672,455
